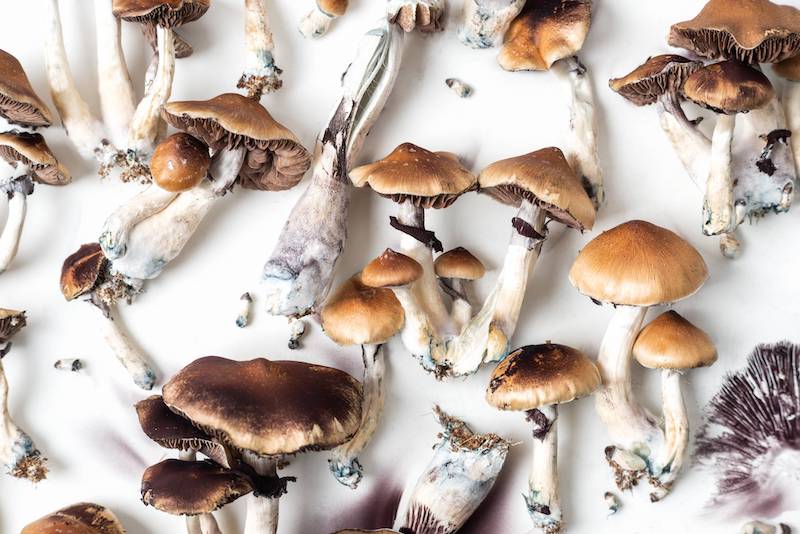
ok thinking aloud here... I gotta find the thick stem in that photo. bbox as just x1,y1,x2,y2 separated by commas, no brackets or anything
392,287,438,371
300,3,342,39
240,0,282,98
657,92,711,188
649,369,688,502
0,191,27,275
784,82,800,173
0,357,47,482
242,453,279,534
526,406,561,533
704,113,736,236
459,0,526,49
209,146,246,195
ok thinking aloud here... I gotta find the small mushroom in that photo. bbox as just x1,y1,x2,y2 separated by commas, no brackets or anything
434,247,485,332
604,491,620,515
21,503,125,534
387,0,446,33
300,0,349,39
239,0,283,98
236,292,253,328
445,77,473,98
459,0,526,49
54,358,83,372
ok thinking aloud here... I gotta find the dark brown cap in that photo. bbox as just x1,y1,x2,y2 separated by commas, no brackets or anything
633,311,718,370
774,53,800,81
0,308,26,344
60,243,107,301
683,60,774,114
0,50,53,128
21,503,125,534
0,132,71,186
361,249,424,288
609,55,703,106
434,247,486,280
112,0,210,28
151,133,210,192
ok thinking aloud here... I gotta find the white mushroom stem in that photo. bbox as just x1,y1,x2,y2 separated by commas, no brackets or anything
704,114,736,236
300,2,342,39
242,453,280,534
440,278,474,332
209,146,247,195
525,405,561,533
649,369,688,502
199,515,222,534
783,82,800,172
391,286,438,371
236,293,253,328
0,190,27,276
240,0,282,99
440,289,499,377
459,0,525,49
657,92,711,188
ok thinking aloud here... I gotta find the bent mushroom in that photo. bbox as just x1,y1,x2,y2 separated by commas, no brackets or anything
459,0,526,49
21,503,125,534
434,247,485,332
239,0,283,98
300,0,349,39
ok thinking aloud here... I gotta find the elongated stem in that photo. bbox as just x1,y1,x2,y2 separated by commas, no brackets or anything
657,92,711,188
0,191,27,275
0,357,47,482
240,0,282,98
445,278,473,332
784,82,800,173
649,369,688,502
199,515,222,534
243,453,279,534
526,406,561,533
704,114,736,236
459,0,525,49
392,287,437,370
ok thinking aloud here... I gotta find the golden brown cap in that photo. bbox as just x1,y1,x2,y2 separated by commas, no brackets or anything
349,143,477,209
774,54,800,81
60,243,107,301
0,308,26,344
319,0,348,17
683,60,774,114
21,503,125,534
112,0,210,27
486,344,601,410
0,50,53,127
498,0,592,71
151,133,210,192
569,220,708,306
434,247,486,280
0,132,71,186
478,147,595,231
321,274,404,346
668,0,800,64
163,93,311,191
633,311,717,370
361,249,423,288
609,55,703,106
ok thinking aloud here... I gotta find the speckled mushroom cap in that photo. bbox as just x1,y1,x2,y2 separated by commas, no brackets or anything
319,0,348,17
609,55,704,106
486,344,601,410
683,60,774,114
60,243,107,301
773,53,800,81
633,311,718,370
478,147,595,231
361,249,424,289
498,0,592,72
321,274,404,346
0,132,71,186
21,503,125,534
112,0,210,27
162,356,362,456
0,308,26,344
569,220,709,307
434,247,486,280
349,143,477,209
668,0,800,64
150,133,210,192
0,50,53,128
162,93,311,191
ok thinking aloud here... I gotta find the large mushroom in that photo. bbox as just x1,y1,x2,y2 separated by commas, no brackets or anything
459,0,526,49
239,0,283,98
300,0,349,39
433,247,486,332
21,503,125,534
0,49,54,132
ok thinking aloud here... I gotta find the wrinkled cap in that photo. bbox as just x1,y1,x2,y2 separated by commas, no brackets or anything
773,53,800,81
0,308,26,344
668,0,800,64
319,0,348,16
0,132,71,186
434,247,486,280
609,55,704,106
60,243,107,301
113,0,210,28
569,220,709,307
21,503,125,534
633,311,718,370
163,356,362,456
350,143,477,209
151,133,210,192
683,60,774,114
499,0,592,71
486,344,601,410
478,147,595,231
361,249,423,288
0,50,54,127
163,94,311,191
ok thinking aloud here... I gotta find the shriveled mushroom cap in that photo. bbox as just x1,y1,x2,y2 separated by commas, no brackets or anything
361,249,423,289
0,132,71,186
60,243,107,301
0,50,53,127
668,0,800,64
163,356,362,456
569,220,708,307
319,0,348,17
349,143,477,209
773,54,800,81
683,60,774,114
434,247,486,280
499,0,592,72
321,274,404,346
112,0,210,28
609,55,704,106
0,308,26,344
633,311,717,370
486,344,601,410
21,503,125,534
151,133,210,192
163,94,311,191
478,147,595,231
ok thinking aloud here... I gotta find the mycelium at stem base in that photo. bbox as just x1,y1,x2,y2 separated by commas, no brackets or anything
242,453,280,534
459,0,526,49
239,0,282,99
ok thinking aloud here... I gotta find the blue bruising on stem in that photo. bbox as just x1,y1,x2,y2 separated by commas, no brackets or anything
525,490,560,533
6,431,47,482
329,457,363,490
134,367,157,391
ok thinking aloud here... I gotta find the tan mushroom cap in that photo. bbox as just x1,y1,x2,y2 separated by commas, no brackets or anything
163,356,362,456
498,0,592,72
434,247,486,280
350,143,477,209
0,308,26,344
60,243,106,301
487,344,601,411
478,147,595,231
321,274,404,346
361,249,424,288
0,132,71,186
609,55,704,106
569,220,709,307
683,60,774,114
163,93,311,191
151,133,210,192
112,0,210,27
774,54,800,81
668,0,800,64
319,0,348,17
0,50,53,128
21,503,125,534
633,311,718,370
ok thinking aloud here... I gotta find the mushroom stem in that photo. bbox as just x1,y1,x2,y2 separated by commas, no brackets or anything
300,3,341,39
390,286,438,370
649,369,688,502
704,114,736,236
657,91,711,188
440,288,499,376
239,0,282,99
783,83,800,172
439,278,474,332
209,146,246,195
199,515,222,534
236,293,253,328
526,405,561,533
459,0,525,49
242,454,280,534
0,190,27,275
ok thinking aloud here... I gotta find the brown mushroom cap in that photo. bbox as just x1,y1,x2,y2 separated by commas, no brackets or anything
112,0,210,28
569,220,709,307
361,249,424,289
150,133,210,192
486,344,601,410
163,94,311,191
60,243,107,301
668,0,800,64
21,503,125,534
163,356,362,456
498,0,592,72
349,143,477,209
319,0,348,17
0,308,26,344
609,55,704,106
633,311,718,370
683,60,774,114
773,53,800,81
0,132,71,186
478,147,595,231
434,247,486,280
0,50,53,128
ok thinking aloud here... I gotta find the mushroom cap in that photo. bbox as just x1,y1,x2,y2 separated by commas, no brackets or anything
0,132,71,186
319,0,348,17
569,220,708,307
112,0,210,27
361,249,424,288
609,55,704,106
320,274,404,346
0,50,53,127
773,53,800,81
162,356,362,456
141,459,254,516
633,311,718,370
162,93,311,191
668,0,800,64
434,247,486,280
478,147,595,231
486,344,601,411
498,0,592,71
349,143,477,209
683,60,774,114
0,308,26,344
151,133,210,192
21,503,125,534
60,243,107,301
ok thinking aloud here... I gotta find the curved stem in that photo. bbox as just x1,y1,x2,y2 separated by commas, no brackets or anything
240,0,282,98
0,191,27,275
526,406,561,533
704,114,736,236
242,453,279,534
209,146,246,195
459,0,526,49
649,369,688,502
657,92,711,188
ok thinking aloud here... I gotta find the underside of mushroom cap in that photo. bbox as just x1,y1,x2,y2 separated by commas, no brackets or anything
609,55,703,106
683,60,774,114
0,50,54,127
0,132,71,185
361,249,424,289
113,0,210,28
633,310,717,370
21,502,125,534
0,308,26,344
434,247,486,280
60,243,107,301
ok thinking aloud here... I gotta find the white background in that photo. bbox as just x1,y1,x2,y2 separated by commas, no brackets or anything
1,1,799,533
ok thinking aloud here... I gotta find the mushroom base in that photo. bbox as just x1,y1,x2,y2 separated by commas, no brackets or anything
1,358,47,482
458,0,526,49
299,7,337,39
238,58,283,100
525,406,562,534
241,0,282,99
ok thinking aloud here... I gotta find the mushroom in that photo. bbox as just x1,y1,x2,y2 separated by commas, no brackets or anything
300,0,349,39
486,344,600,533
0,49,54,133
631,311,717,501
433,247,485,332
320,274,404,489
499,0,604,206
60,243,156,390
21,503,125,534
236,292,253,328
459,0,526,49
568,220,708,494
239,0,283,99
774,55,800,172
387,0,445,33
